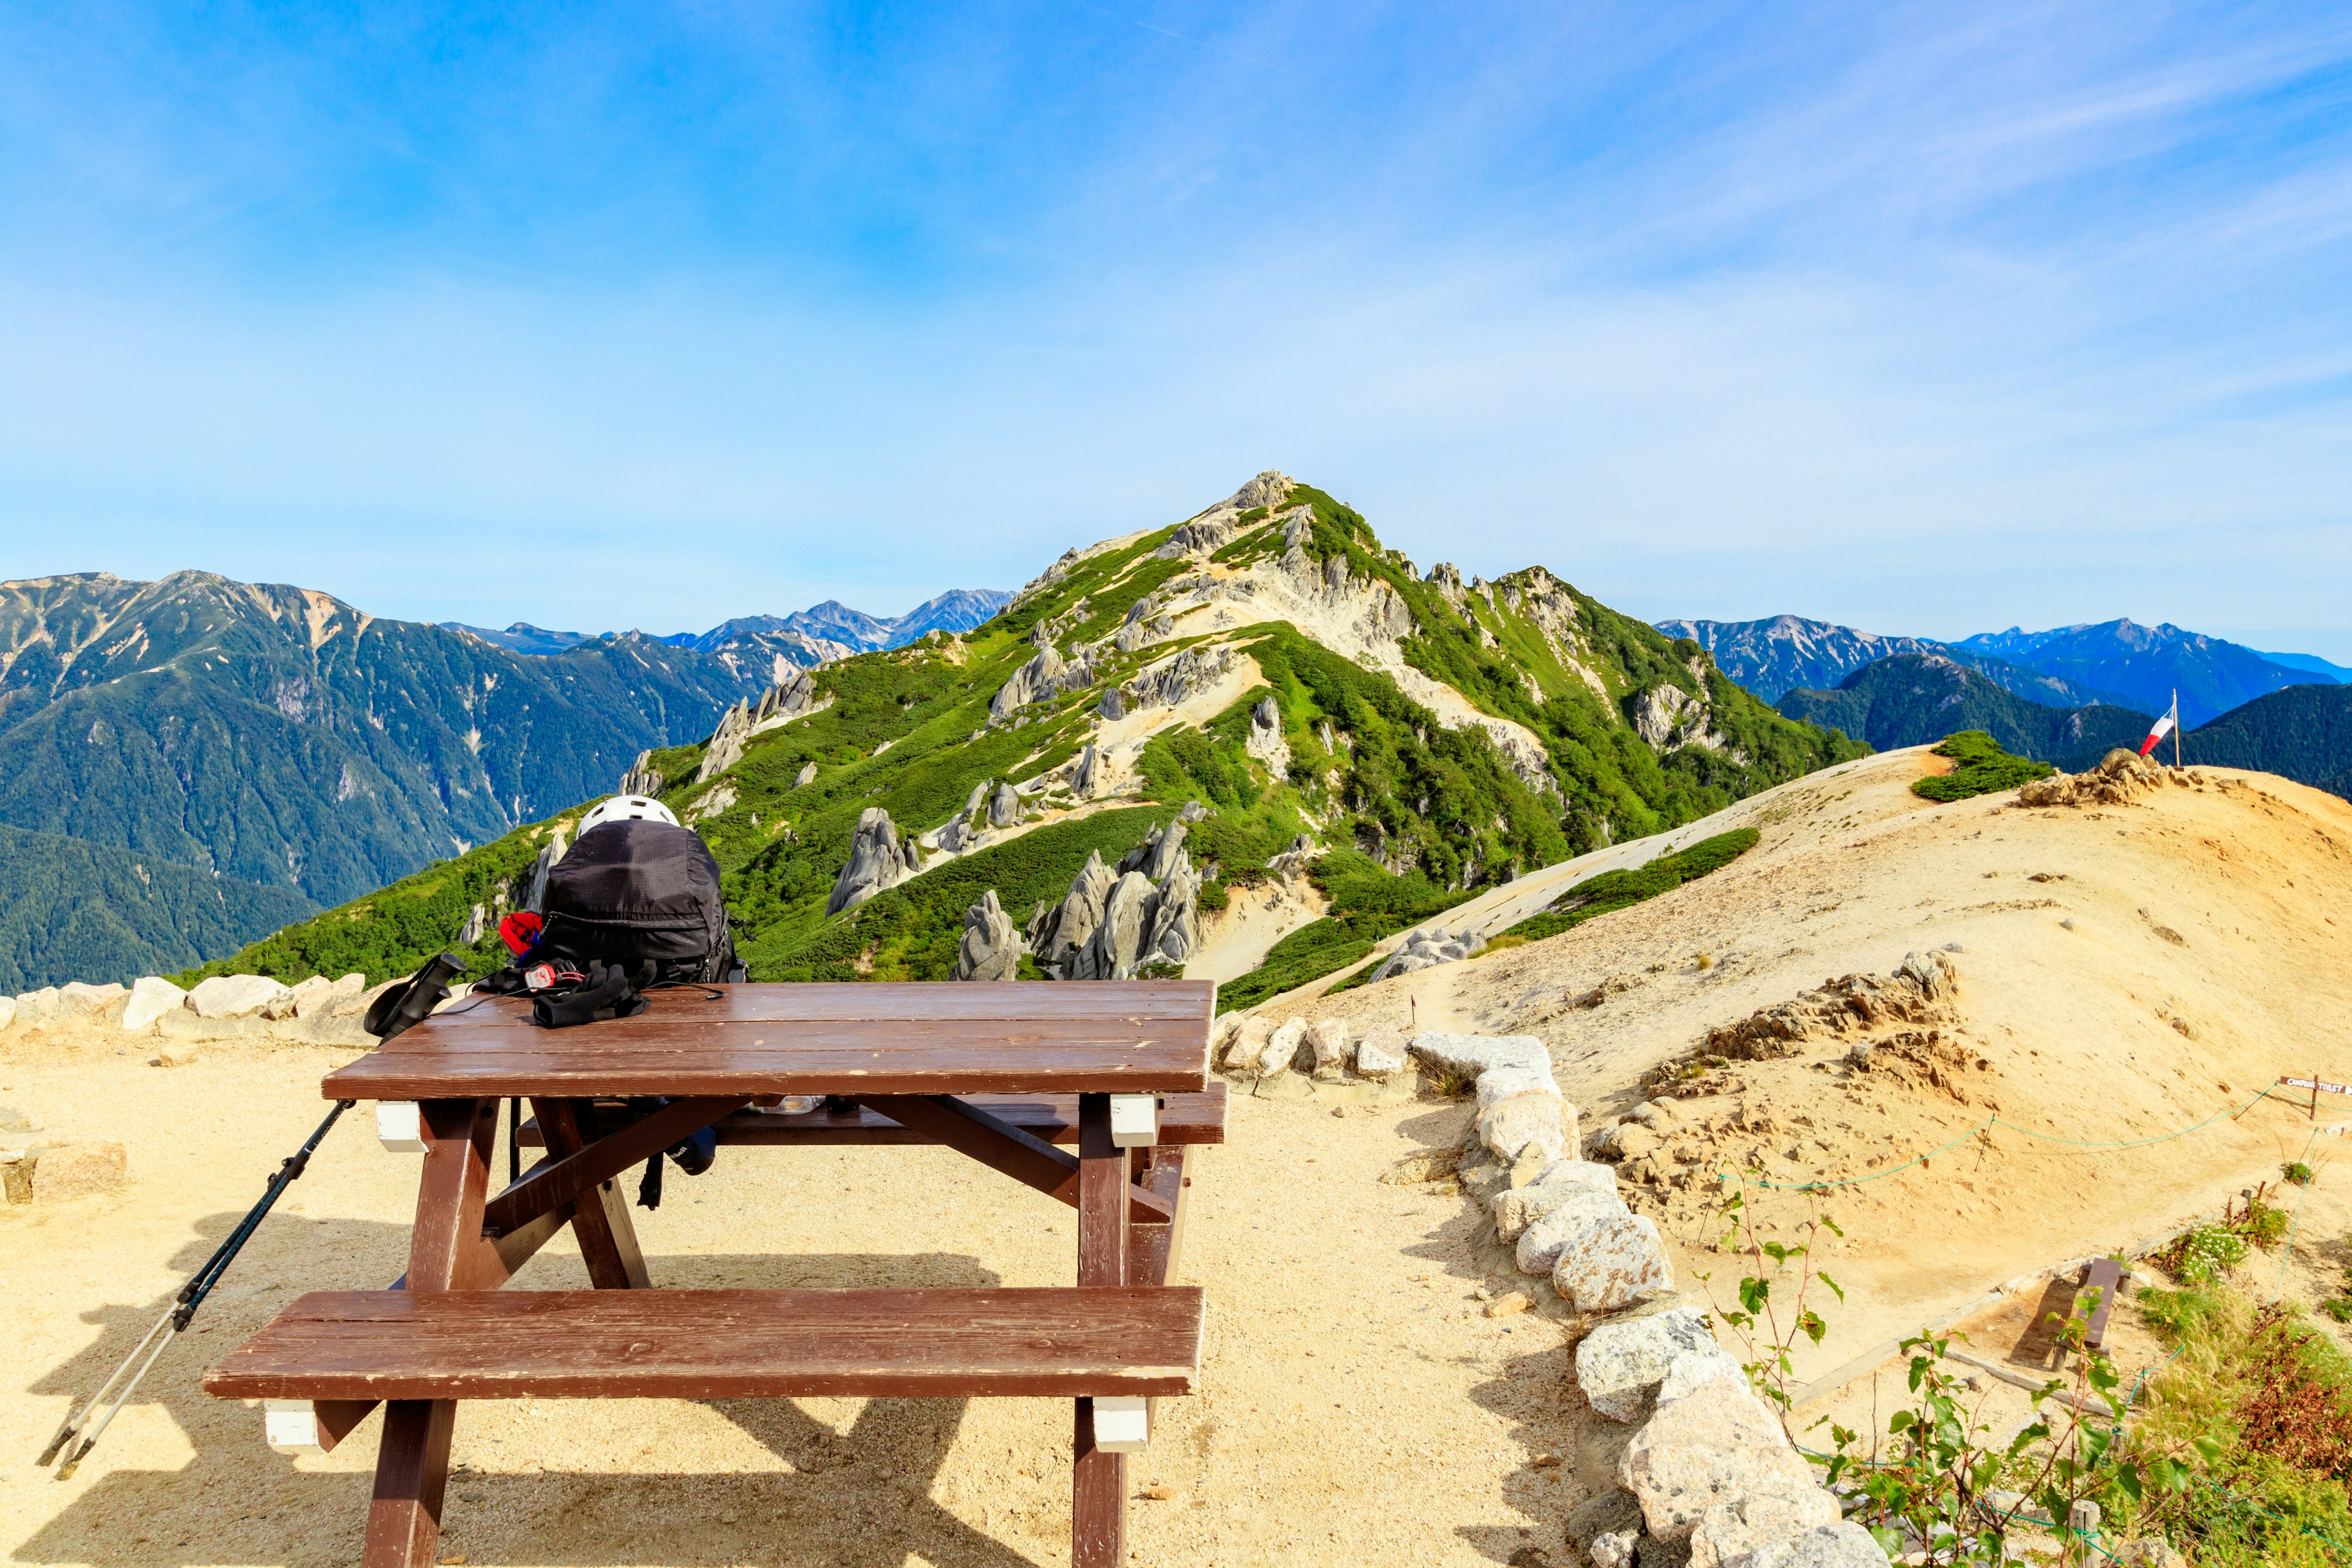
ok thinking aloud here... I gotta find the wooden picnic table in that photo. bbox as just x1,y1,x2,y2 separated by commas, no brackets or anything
205,980,1221,1568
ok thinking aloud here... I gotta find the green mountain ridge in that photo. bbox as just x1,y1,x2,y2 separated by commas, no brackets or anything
189,472,1867,995
0,826,315,992
1777,653,2152,769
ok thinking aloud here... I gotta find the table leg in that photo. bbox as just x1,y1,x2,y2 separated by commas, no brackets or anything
533,1097,651,1289
366,1098,492,1568
1072,1093,1126,1568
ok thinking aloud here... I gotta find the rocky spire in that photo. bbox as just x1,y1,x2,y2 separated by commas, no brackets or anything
951,890,1027,981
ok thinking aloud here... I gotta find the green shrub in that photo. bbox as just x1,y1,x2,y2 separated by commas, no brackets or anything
2285,1161,2315,1186
1910,729,2053,802
1497,827,1760,943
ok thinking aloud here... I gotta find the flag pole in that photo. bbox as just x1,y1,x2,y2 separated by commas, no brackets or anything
2173,689,2180,770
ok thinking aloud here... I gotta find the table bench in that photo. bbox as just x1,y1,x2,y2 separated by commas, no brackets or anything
204,980,1220,1568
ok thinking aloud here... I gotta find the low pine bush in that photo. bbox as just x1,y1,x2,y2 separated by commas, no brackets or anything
1910,729,2053,802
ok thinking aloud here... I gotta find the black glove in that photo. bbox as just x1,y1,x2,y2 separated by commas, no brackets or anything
531,961,650,1029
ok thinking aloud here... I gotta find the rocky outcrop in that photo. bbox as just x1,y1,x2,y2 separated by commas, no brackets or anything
989,643,1098,723
617,749,664,796
1028,850,1117,973
2018,747,2192,808
1122,645,1232,712
1142,852,1201,968
1373,925,1478,980
989,781,1024,828
1631,683,1730,753
1069,871,1158,980
1119,820,1188,880
826,808,920,914
1701,950,1959,1061
1068,742,1104,799
1246,695,1291,775
697,696,755,783
952,891,1026,981
189,974,295,1020
1229,470,1292,510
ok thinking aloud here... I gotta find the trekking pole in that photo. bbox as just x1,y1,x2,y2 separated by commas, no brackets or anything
39,1098,356,1479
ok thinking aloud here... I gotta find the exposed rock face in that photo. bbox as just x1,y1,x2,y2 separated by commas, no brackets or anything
1703,951,1959,1060
523,825,571,914
618,748,664,797
1142,853,1200,968
826,808,920,915
990,642,1098,722
1069,871,1158,980
1069,741,1103,797
1374,925,1479,980
1121,820,1188,880
989,782,1023,828
952,891,1027,981
1229,470,1292,510
698,696,754,783
1246,695,1291,775
1124,645,1232,712
1632,684,1728,752
795,760,818,787
1028,850,1117,974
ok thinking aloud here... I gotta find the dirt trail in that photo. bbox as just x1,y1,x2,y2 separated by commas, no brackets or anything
1284,748,2352,1393
2,1041,1582,1567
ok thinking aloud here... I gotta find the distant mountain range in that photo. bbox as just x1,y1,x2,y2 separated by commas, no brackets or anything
1774,654,2152,772
447,589,1013,674
1665,614,2341,727
2178,684,2352,799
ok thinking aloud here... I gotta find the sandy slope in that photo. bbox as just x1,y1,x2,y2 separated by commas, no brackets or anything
1288,747,2352,1389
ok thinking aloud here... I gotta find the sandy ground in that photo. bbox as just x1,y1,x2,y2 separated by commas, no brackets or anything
2,1036,1598,1568
1289,747,2352,1396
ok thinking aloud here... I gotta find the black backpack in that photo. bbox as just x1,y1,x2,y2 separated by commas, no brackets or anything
537,820,742,985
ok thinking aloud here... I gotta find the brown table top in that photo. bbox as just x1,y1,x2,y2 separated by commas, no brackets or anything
322,980,1219,1101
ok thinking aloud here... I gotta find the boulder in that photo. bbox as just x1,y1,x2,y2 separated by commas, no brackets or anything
29,1141,129,1200
1259,1018,1309,1078
952,891,1027,981
0,996,15,1034
1069,741,1103,796
122,977,190,1033
1589,1535,1636,1568
1689,1478,1843,1568
1352,1022,1408,1079
1221,1014,1272,1070
1555,1215,1676,1312
299,973,367,1020
989,782,1023,828
1659,1346,1747,1404
60,981,127,1017
15,987,62,1027
1515,1186,1630,1275
1619,1376,1812,1540
1307,1018,1350,1080
189,974,295,1020
1142,856,1201,967
1475,1065,1559,1107
1411,1033,1550,1078
1375,926,1479,979
1577,1305,1718,1422
796,760,818,787
1478,1093,1570,1168
826,807,919,914
1491,1163,1619,1242
1246,695,1291,774
1741,1523,1891,1567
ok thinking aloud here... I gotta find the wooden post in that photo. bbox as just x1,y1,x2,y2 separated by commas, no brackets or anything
2313,1071,2321,1123
1072,1092,1127,1568
365,1098,493,1567
532,1098,651,1289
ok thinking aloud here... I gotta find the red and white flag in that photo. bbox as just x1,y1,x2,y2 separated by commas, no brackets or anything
2139,696,2177,758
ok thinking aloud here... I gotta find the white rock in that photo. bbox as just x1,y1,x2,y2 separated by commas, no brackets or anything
1221,1014,1272,1070
1618,1374,1813,1540
1514,1186,1629,1275
300,973,367,1019
1555,1214,1676,1313
1660,1346,1747,1404
1474,1065,1559,1109
1589,1533,1636,1568
1307,1017,1350,1079
1259,1018,1308,1077
122,977,190,1033
188,974,296,1020
1478,1093,1572,1167
1576,1305,1717,1422
60,981,127,1016
1690,1476,1843,1568
1741,1522,1892,1568
0,995,15,1033
1410,1031,1550,1077
1352,1022,1408,1079
1491,1164,1621,1242
15,987,61,1027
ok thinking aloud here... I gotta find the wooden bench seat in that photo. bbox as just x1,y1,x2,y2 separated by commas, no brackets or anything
205,1286,1205,1403
514,1085,1229,1150
2079,1257,2123,1351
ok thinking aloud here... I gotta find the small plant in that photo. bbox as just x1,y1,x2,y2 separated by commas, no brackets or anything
2285,1161,2315,1186
1697,1179,1844,1422
2168,1223,2252,1285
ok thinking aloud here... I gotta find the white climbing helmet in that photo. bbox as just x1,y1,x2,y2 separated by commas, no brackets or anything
578,794,680,834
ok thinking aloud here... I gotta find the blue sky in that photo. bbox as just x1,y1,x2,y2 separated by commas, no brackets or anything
2,3,2348,657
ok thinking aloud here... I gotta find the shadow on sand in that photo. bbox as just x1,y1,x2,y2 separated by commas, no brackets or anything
21,1211,1046,1567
